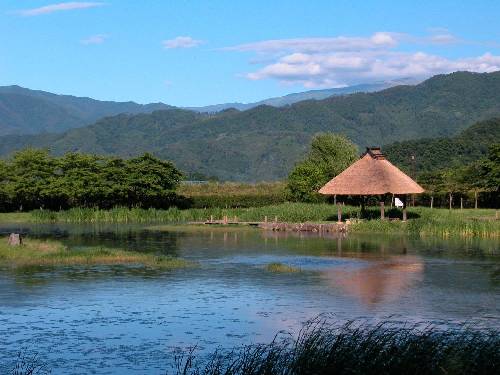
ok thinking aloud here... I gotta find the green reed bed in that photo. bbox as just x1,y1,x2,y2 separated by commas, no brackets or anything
170,319,499,375
26,204,500,238
351,207,500,238
0,238,194,269
179,181,287,208
30,203,357,224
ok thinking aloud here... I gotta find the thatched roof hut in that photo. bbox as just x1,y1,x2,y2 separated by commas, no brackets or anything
319,147,424,221
319,147,424,195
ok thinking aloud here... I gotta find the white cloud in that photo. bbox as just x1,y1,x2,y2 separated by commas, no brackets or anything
224,32,400,53
18,2,104,16
429,33,460,45
81,34,108,45
162,36,203,49
226,32,500,88
247,51,500,88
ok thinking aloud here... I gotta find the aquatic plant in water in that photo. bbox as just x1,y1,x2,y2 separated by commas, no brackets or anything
168,318,500,375
265,262,301,273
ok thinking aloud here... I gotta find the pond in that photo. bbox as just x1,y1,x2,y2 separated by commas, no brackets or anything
0,224,499,374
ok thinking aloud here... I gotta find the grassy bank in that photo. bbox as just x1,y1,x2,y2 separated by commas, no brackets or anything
171,319,499,375
0,238,193,269
1,203,498,238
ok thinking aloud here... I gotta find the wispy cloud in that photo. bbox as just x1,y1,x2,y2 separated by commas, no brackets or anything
162,36,203,49
18,2,104,16
224,32,400,53
225,31,500,88
81,34,108,45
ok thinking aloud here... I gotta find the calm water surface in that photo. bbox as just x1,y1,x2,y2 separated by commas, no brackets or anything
0,224,499,374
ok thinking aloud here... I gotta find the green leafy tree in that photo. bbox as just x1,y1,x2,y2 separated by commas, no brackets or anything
53,153,106,208
477,144,500,210
287,134,358,202
417,171,446,208
101,158,130,208
125,153,183,207
9,148,57,210
0,149,184,211
477,144,500,191
0,159,12,210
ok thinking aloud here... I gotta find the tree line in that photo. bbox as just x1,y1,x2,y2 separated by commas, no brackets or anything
417,144,499,209
0,139,497,212
0,149,183,211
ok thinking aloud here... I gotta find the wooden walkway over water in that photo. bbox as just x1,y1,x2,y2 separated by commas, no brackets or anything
188,216,348,233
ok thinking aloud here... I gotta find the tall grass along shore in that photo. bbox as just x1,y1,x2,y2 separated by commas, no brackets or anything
0,238,193,269
170,319,498,375
0,203,498,238
19,204,500,238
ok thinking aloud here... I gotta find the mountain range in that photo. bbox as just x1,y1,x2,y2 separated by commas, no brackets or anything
0,80,412,136
184,79,416,112
0,85,172,135
0,71,499,181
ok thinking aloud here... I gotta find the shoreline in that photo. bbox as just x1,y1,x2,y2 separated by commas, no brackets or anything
0,204,498,238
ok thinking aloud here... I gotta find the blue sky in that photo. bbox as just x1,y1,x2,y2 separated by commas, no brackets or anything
1,1,500,106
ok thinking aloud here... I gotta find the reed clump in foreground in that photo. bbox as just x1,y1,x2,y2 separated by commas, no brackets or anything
0,238,194,269
265,262,301,273
170,319,499,375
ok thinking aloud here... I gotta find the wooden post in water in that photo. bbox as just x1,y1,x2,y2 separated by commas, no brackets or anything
264,215,268,223
223,215,228,225
402,195,407,222
210,215,213,223
337,203,342,223
8,233,22,246
380,201,385,220
430,196,434,209
274,216,278,223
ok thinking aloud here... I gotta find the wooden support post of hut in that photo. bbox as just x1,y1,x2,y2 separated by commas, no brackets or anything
337,203,342,223
402,195,407,222
380,201,385,220
319,147,424,221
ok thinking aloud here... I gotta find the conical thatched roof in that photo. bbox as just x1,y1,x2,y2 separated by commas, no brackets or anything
319,147,424,195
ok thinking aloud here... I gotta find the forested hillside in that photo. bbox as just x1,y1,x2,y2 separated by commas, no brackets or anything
0,85,171,135
1,71,500,181
384,118,500,174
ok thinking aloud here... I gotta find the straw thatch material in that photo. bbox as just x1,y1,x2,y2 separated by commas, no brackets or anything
319,147,424,195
